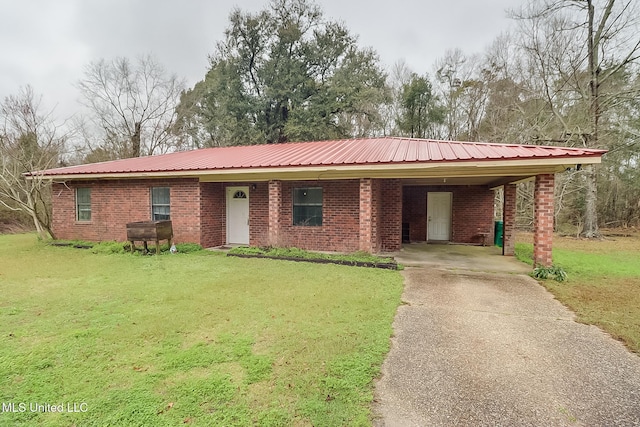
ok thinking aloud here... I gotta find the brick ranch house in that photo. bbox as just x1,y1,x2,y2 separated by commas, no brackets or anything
30,137,605,266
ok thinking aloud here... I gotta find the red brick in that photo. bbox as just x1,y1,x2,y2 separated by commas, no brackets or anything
359,179,373,252
533,174,555,267
52,179,202,244
503,184,517,256
267,180,282,245
402,185,494,245
51,178,496,255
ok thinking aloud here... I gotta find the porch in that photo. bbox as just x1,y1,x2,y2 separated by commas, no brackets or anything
390,242,531,274
262,175,555,266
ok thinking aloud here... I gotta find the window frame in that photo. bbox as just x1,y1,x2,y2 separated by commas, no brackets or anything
151,187,171,221
292,187,323,226
76,187,92,222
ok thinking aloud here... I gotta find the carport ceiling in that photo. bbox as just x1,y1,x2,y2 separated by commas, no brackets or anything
196,160,577,184
401,176,529,187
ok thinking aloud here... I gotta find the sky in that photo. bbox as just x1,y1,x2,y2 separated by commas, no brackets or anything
0,0,519,121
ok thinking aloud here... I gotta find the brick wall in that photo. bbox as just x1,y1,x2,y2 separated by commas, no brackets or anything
503,184,517,256
379,179,402,251
266,181,281,246
533,174,554,267
51,177,461,253
403,186,427,241
271,180,361,252
200,182,224,248
249,178,401,253
219,180,362,252
250,182,269,247
371,178,383,251
402,185,494,245
452,186,495,243
51,179,202,244
359,178,373,252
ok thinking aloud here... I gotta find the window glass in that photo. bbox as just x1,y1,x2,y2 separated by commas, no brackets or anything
293,187,322,226
76,188,91,221
151,187,170,220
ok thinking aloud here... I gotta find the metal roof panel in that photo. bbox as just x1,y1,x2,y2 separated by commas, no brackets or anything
31,137,607,177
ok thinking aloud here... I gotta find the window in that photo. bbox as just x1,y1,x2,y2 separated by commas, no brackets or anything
76,188,91,221
151,187,170,220
293,187,322,226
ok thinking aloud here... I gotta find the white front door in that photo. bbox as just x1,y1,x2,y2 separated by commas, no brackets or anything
427,192,452,241
226,186,249,244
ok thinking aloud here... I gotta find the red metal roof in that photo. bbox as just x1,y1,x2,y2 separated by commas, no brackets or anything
33,137,606,177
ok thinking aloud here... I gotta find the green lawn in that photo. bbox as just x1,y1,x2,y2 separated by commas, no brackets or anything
516,232,640,353
0,234,403,426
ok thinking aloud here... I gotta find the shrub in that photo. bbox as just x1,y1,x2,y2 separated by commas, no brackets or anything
50,239,203,255
91,241,129,254
532,265,568,282
228,246,396,267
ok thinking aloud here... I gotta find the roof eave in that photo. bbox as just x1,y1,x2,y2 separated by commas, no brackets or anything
32,155,602,182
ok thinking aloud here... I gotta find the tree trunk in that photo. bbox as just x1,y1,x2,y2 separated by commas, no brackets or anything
132,122,142,157
582,0,602,238
29,208,48,240
583,164,600,238
43,221,57,240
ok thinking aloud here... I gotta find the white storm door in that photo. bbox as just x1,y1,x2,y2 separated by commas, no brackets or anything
427,192,452,241
226,186,250,244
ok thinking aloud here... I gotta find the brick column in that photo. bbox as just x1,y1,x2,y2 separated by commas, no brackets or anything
268,180,282,246
359,178,373,252
379,179,402,252
370,179,381,252
502,183,517,256
533,174,554,267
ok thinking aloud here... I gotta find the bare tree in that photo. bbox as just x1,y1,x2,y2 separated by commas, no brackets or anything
435,49,467,140
377,60,414,136
77,55,186,159
473,34,536,144
435,49,493,141
512,0,640,237
0,86,66,239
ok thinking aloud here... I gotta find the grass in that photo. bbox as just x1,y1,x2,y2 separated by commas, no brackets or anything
0,234,403,426
515,230,640,353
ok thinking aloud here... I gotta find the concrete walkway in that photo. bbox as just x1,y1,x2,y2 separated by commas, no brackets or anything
374,244,640,426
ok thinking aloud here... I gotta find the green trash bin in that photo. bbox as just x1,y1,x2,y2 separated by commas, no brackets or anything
494,220,504,247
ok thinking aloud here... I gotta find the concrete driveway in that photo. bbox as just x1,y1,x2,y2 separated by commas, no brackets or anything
374,244,640,426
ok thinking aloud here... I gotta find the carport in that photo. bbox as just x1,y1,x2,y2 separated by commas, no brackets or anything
392,242,531,274
398,177,543,262
391,143,603,267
